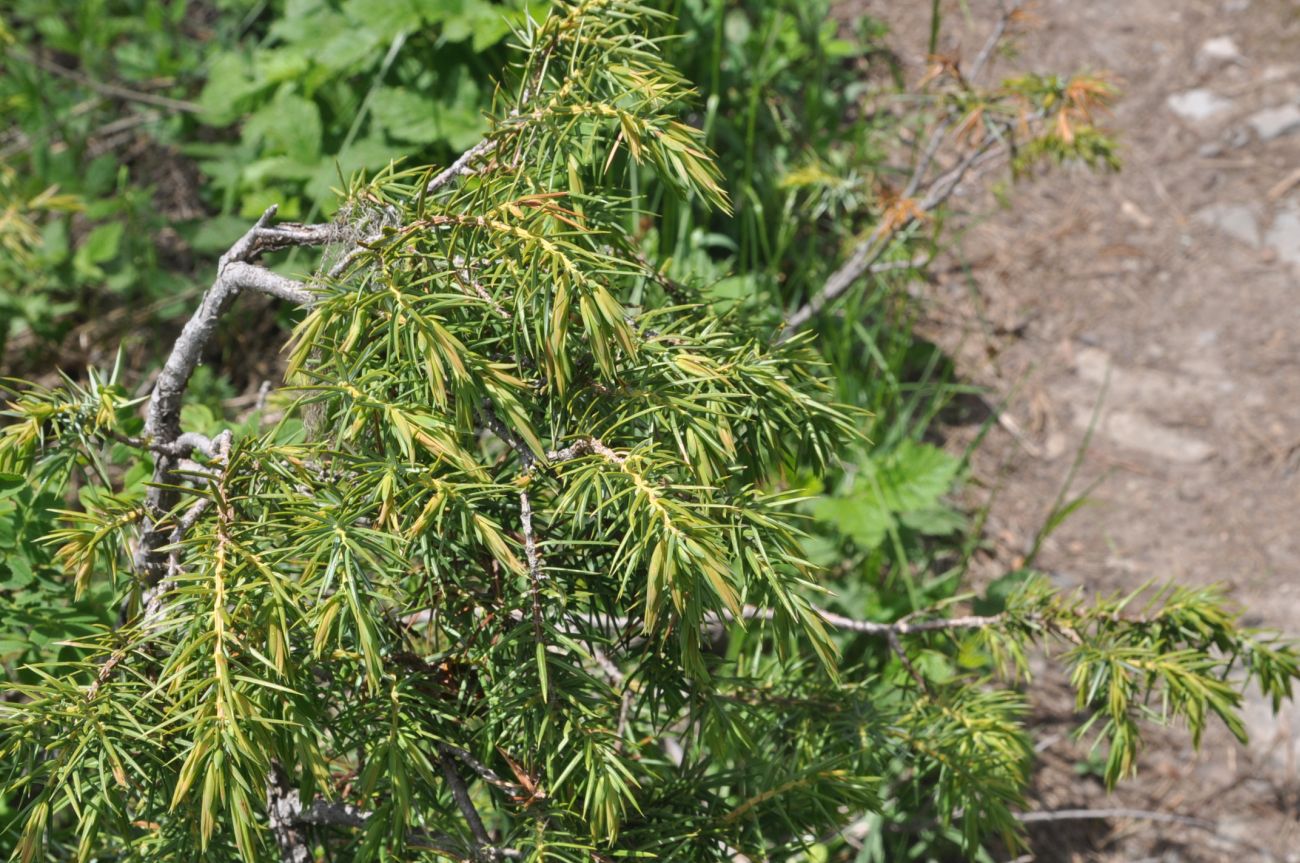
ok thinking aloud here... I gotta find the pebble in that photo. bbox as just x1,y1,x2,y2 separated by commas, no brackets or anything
1167,88,1233,122
1241,686,1300,779
1264,204,1300,265
1120,200,1154,229
1102,410,1215,463
1193,203,1261,246
1247,103,1300,141
1198,125,1252,157
1196,35,1242,71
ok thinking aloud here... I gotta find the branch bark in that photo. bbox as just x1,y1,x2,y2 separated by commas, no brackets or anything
438,743,499,861
267,765,477,862
426,138,498,195
17,46,202,114
267,766,313,863
134,206,337,590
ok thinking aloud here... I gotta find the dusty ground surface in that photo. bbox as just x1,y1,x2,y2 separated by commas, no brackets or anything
850,0,1300,859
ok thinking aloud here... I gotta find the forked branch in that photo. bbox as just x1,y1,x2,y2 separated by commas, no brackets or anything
782,1,1024,335
135,206,337,588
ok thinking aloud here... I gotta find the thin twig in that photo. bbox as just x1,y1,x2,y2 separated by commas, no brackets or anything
426,138,498,195
519,488,546,642
545,436,627,466
969,1,1023,84
615,688,634,752
888,630,931,692
813,605,1004,636
723,604,1005,637
481,405,536,471
903,119,952,200
481,408,550,649
782,134,1000,335
441,744,525,795
453,264,512,319
16,48,201,114
870,256,931,274
1016,807,1216,830
85,647,128,702
404,603,1007,641
437,744,498,860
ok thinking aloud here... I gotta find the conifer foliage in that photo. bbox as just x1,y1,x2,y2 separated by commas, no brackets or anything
1,2,1297,861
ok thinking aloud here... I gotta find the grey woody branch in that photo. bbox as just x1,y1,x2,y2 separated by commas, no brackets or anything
135,205,338,588
404,603,1007,643
968,0,1024,84
426,137,498,195
266,767,316,863
423,67,557,197
266,766,484,863
807,605,1004,636
481,404,537,471
519,488,546,642
440,744,526,795
438,743,505,861
781,2,1023,336
781,133,1001,335
695,604,1007,643
546,436,627,466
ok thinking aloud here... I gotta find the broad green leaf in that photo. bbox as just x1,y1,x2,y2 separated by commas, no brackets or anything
898,505,966,536
809,494,892,550
196,53,265,124
343,0,422,41
243,88,323,165
76,222,123,266
371,86,443,144
876,440,960,513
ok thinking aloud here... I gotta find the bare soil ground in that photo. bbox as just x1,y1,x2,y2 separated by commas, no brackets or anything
845,0,1300,859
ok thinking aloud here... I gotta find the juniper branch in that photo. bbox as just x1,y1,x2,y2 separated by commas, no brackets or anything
969,0,1024,83
782,135,1000,335
782,2,1025,335
135,205,335,586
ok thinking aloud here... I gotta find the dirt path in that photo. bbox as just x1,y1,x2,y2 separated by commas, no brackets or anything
852,0,1300,858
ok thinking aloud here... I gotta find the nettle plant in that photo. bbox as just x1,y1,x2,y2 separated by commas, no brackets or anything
2,3,1296,861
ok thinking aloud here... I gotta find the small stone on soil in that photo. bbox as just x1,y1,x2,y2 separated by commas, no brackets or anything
1263,203,1300,265
1195,35,1242,71
1167,88,1233,122
1247,103,1300,142
1193,203,1261,246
